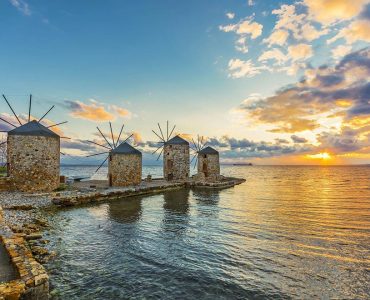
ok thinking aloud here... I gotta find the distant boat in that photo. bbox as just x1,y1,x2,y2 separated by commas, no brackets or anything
232,163,253,166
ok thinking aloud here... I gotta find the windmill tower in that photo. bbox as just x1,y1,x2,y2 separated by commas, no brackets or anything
190,136,220,182
0,94,67,192
86,122,142,187
152,121,189,181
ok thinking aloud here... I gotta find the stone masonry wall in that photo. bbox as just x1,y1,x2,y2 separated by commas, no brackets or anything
196,153,220,182
7,135,60,192
108,153,142,186
163,144,189,181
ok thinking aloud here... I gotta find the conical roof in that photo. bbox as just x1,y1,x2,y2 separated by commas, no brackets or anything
8,120,59,138
166,135,189,145
111,142,141,155
199,146,218,155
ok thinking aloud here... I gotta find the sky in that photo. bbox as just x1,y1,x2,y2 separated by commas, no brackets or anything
0,0,369,165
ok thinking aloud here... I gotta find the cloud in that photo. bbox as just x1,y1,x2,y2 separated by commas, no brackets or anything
219,16,263,53
226,12,235,19
248,0,254,6
65,100,114,121
235,37,248,53
304,0,369,25
236,19,263,38
234,47,370,133
287,44,313,61
110,105,132,118
228,59,269,78
360,3,370,20
258,48,287,65
64,99,132,122
331,45,352,59
205,136,312,159
9,0,31,16
328,19,370,44
291,135,308,143
263,29,289,46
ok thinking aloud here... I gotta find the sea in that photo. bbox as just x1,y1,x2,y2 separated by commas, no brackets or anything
44,165,370,299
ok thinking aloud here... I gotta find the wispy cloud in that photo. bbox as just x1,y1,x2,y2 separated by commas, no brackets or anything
63,99,132,122
9,0,31,16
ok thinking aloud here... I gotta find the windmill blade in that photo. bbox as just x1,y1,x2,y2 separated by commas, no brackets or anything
2,94,22,126
191,138,199,152
60,152,66,156
152,144,164,155
109,121,116,148
122,133,134,144
0,117,17,128
86,140,111,150
197,135,201,152
156,147,164,161
166,120,169,141
86,151,109,158
157,123,165,141
61,137,71,139
190,153,197,164
193,156,198,169
0,141,6,147
38,105,55,123
152,130,164,142
199,136,205,150
116,123,125,145
28,94,32,122
95,156,109,173
97,126,113,149
189,143,198,153
47,121,68,128
168,125,176,140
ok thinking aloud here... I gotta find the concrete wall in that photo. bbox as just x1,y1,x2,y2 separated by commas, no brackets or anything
108,153,142,186
196,153,220,182
163,144,189,181
7,135,60,192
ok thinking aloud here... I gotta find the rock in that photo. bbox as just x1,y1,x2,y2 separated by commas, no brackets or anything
25,233,43,240
7,204,34,210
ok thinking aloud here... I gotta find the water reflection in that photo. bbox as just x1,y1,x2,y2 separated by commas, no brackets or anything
162,188,190,234
46,166,370,299
192,188,221,218
108,196,142,224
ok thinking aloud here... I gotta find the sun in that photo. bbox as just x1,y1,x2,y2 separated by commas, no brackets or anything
306,152,332,160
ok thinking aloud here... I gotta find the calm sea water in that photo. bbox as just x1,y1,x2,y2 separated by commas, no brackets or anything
45,165,370,299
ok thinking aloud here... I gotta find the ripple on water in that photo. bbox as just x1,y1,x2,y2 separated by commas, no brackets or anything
47,165,370,299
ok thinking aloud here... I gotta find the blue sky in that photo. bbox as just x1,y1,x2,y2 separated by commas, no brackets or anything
1,0,369,164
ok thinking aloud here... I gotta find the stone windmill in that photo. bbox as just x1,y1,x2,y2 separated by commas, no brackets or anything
190,136,220,182
0,94,67,192
86,122,142,187
152,121,189,181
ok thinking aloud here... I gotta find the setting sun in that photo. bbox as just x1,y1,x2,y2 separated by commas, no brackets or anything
306,152,332,160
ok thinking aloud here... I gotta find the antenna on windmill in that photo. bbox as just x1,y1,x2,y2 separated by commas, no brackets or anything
190,135,206,169
151,120,176,160
85,123,135,173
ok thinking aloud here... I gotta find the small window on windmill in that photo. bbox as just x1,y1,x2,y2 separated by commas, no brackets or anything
204,154,207,158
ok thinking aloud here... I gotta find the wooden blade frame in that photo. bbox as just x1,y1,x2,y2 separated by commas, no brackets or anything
2,94,22,126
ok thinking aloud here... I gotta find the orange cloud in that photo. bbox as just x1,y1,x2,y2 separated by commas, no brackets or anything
304,0,368,25
65,99,132,122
